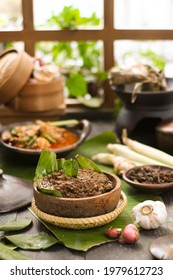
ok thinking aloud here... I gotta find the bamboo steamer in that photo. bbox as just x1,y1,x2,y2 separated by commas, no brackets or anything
0,48,65,112
7,76,65,112
0,48,33,105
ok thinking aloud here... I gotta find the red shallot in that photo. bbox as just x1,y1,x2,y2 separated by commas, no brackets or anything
105,227,122,239
119,224,140,244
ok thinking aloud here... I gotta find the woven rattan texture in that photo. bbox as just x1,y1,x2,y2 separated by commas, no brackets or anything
31,191,127,229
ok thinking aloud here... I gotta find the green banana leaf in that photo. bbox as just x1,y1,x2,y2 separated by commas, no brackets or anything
29,182,159,251
0,243,31,260
69,130,117,161
0,243,17,250
5,232,59,250
0,130,161,252
0,218,32,231
29,131,160,251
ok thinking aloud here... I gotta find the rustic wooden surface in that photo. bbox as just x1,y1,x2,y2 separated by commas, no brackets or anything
0,118,173,260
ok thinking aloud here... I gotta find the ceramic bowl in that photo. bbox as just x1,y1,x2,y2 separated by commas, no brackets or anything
123,165,173,194
33,171,122,218
0,119,91,156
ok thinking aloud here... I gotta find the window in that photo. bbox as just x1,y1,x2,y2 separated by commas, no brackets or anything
33,0,104,30
114,0,173,30
0,0,22,31
1,0,173,110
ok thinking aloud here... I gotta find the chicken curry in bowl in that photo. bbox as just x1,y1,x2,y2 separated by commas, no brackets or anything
0,119,91,155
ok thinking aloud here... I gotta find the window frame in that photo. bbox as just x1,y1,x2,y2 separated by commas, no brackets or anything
1,0,173,109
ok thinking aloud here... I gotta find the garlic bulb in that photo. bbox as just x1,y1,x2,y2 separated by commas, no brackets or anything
132,200,167,229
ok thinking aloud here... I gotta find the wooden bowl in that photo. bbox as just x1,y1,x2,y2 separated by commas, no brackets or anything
33,172,121,218
123,165,173,194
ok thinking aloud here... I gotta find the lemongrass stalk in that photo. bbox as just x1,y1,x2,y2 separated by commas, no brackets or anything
107,143,169,166
112,156,139,175
122,129,173,167
92,152,141,166
51,119,79,127
92,153,117,166
92,153,141,175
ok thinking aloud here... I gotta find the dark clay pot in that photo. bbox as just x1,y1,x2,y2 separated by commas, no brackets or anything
111,79,173,144
112,79,173,110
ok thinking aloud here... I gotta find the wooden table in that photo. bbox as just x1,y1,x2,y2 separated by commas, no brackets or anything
0,118,173,260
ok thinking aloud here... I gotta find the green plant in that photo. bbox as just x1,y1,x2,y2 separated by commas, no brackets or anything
46,5,100,29
36,6,107,106
66,72,87,97
122,49,166,71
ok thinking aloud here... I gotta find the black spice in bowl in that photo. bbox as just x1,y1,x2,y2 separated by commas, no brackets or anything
123,165,173,194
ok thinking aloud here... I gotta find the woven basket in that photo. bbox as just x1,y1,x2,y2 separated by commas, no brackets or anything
31,191,127,229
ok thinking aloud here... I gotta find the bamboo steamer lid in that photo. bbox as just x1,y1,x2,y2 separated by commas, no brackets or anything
0,48,33,105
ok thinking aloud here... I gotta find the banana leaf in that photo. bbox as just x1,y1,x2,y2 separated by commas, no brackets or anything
28,130,160,251
35,150,58,179
5,232,59,250
29,181,159,252
0,218,32,231
0,243,31,260
68,130,117,161
0,242,17,250
0,130,160,252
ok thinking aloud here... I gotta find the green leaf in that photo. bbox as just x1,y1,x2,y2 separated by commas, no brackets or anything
46,6,100,29
63,159,79,177
66,72,87,97
0,243,31,260
68,131,117,164
36,186,62,197
35,150,58,179
75,154,101,172
57,158,66,169
1,243,17,250
0,218,32,232
5,232,59,250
